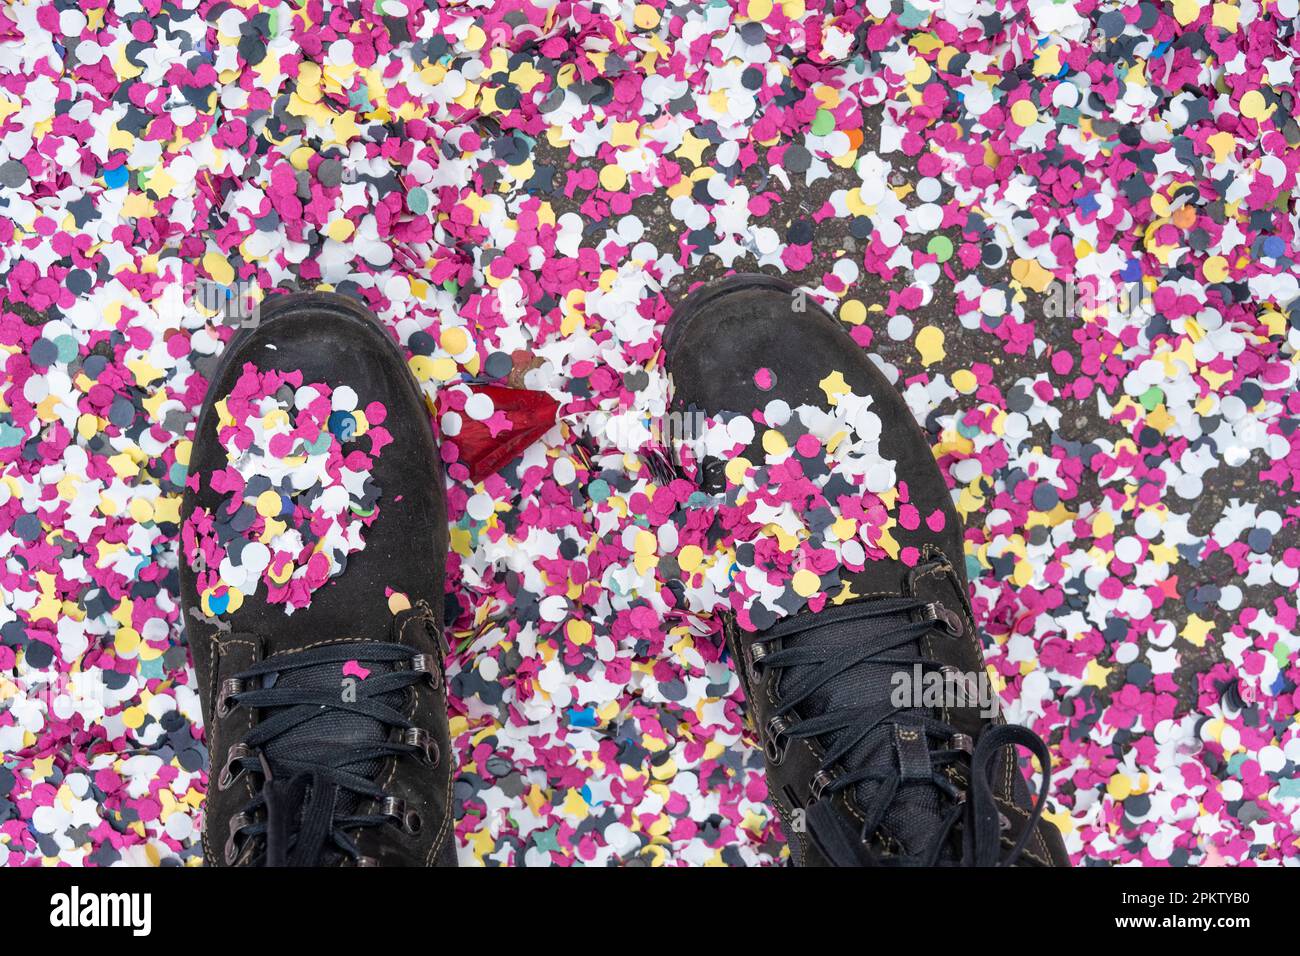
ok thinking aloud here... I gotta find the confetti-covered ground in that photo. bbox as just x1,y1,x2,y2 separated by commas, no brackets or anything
2,0,1299,867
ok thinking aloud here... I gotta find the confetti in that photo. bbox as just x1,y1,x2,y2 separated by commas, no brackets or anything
183,365,386,617
0,0,1297,870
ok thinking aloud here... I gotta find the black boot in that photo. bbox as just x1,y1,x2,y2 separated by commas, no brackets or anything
181,292,455,867
664,274,1068,867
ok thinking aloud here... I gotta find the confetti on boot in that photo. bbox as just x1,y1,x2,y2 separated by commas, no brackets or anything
182,364,387,617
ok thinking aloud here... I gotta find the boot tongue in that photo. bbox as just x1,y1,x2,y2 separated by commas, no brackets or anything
780,605,958,861
259,651,403,816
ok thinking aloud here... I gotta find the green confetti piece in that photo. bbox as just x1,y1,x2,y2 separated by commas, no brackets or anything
927,235,953,262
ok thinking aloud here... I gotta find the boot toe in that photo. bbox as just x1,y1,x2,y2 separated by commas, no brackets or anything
180,291,447,649
664,276,965,578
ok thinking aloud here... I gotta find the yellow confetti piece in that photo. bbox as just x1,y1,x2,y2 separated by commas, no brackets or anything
951,369,977,394
428,357,459,381
203,250,234,286
114,627,140,656
676,132,709,166
127,497,154,523
1203,255,1228,283
762,429,788,456
1082,658,1112,689
1011,100,1038,127
599,164,627,191
677,544,703,572
839,299,866,325
724,456,751,486
325,218,354,242
1012,556,1034,587
916,325,945,366
1107,773,1132,801
1033,45,1062,77
567,619,594,645
633,3,660,28
1212,1,1239,31
1206,130,1235,163
791,569,820,597
1172,0,1200,25
1239,89,1266,120
905,58,931,86
1182,614,1213,647
126,357,163,388
441,327,469,354
255,490,282,518
747,0,773,18
818,370,850,405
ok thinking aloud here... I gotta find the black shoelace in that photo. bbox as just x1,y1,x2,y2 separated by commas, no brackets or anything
219,641,432,866
753,597,1053,866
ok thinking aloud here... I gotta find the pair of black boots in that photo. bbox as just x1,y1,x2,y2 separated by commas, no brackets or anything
181,280,1068,867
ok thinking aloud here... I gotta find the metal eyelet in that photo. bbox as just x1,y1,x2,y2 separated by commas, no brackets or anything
217,743,252,791
216,678,244,718
764,715,792,765
224,811,253,865
403,810,423,834
809,768,839,803
355,855,380,867
410,653,442,691
923,602,964,636
949,733,974,754
403,727,440,767
746,642,768,683
379,795,406,823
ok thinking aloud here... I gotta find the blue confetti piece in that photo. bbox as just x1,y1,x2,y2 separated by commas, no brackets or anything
328,410,357,441
567,706,597,728
104,165,128,189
